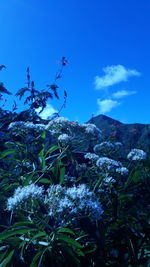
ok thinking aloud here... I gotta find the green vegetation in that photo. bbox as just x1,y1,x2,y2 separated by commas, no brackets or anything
0,63,149,266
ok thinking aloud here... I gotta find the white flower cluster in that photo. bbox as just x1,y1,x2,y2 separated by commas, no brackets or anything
8,121,24,129
44,184,103,224
8,121,46,131
94,142,114,155
6,184,44,211
58,134,71,146
116,167,129,176
45,117,69,131
66,184,93,200
84,123,102,137
96,157,122,173
127,149,147,161
84,153,99,161
7,183,103,224
103,176,115,184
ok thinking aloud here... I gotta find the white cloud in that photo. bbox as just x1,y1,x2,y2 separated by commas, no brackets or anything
94,65,140,90
36,104,58,119
112,90,137,99
97,99,120,114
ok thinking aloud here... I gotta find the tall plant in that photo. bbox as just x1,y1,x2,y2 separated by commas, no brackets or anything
0,65,11,107
16,57,68,114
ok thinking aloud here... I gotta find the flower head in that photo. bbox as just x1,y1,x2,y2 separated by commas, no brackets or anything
45,117,69,131
81,123,102,138
58,134,71,146
96,157,122,173
6,184,44,211
94,142,114,156
8,121,46,132
45,184,103,225
127,149,147,161
116,167,129,176
103,176,115,183
84,153,99,161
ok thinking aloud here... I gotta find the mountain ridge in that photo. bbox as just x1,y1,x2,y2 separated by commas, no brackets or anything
87,114,150,155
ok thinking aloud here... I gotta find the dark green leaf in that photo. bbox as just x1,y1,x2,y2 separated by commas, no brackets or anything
39,178,52,184
56,234,83,249
58,228,75,236
0,250,14,267
0,149,18,159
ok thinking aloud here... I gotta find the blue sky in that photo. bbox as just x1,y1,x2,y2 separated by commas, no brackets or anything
0,0,150,123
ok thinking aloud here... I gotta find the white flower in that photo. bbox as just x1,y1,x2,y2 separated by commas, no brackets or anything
45,185,64,202
116,167,129,176
45,117,69,130
8,121,24,129
127,149,147,161
58,134,71,146
78,198,103,221
6,184,44,211
45,184,103,224
103,176,115,183
81,123,102,138
57,197,75,213
66,184,93,200
94,142,114,154
84,153,99,161
96,157,122,173
8,121,46,131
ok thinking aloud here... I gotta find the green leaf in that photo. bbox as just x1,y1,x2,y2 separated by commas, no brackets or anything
0,228,36,240
29,250,43,267
124,170,140,188
41,130,46,140
93,177,102,192
45,146,60,157
118,194,133,204
0,250,8,262
0,250,14,267
39,178,52,184
18,240,28,249
0,149,17,159
9,221,33,228
56,234,83,249
27,231,47,247
5,237,21,246
62,247,80,266
59,166,65,185
58,228,75,236
75,248,85,257
38,148,46,169
84,248,96,254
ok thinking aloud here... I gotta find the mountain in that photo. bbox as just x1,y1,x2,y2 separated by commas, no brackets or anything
88,114,150,155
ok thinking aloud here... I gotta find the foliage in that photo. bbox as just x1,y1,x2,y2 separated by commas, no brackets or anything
0,61,149,266
0,114,149,266
16,57,68,114
0,66,11,108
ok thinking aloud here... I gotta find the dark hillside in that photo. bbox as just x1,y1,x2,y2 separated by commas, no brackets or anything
88,114,150,155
